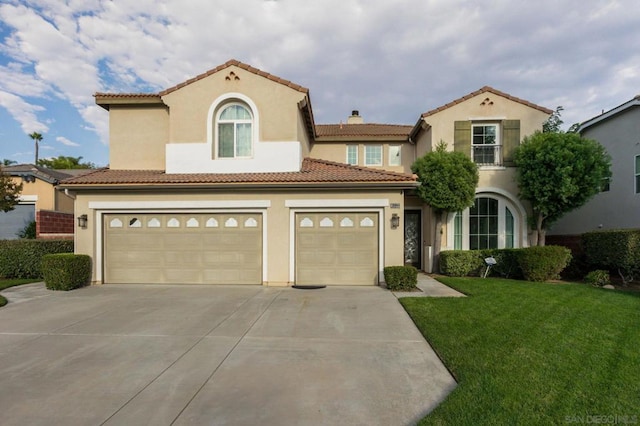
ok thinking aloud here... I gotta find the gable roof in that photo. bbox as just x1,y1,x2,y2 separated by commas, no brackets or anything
160,59,309,96
579,95,640,132
421,86,553,118
59,158,417,189
316,123,412,140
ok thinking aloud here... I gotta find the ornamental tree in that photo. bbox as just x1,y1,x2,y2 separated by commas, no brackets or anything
37,155,96,169
1,166,23,213
515,131,611,246
411,141,479,272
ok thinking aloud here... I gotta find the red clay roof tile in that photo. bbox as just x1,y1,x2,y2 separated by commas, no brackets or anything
60,158,417,187
315,123,412,138
421,86,553,117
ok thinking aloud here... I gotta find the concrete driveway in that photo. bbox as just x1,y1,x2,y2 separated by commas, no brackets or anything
0,283,456,426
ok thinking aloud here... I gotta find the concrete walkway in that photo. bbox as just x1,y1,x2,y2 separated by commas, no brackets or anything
391,273,466,298
0,283,457,426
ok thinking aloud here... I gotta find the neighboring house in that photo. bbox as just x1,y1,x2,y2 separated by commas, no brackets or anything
60,60,551,285
1,164,76,239
549,95,640,239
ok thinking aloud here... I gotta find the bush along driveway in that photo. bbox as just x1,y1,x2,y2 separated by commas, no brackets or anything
0,279,41,307
401,277,640,425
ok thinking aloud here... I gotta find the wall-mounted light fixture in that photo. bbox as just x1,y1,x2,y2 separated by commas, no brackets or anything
390,213,400,229
77,214,88,229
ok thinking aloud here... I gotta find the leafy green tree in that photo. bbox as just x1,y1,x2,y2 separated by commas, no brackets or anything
543,106,564,133
2,159,17,166
515,132,611,246
29,132,43,164
0,166,23,212
37,155,95,169
411,142,479,272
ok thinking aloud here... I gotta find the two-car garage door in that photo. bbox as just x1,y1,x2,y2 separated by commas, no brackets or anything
104,213,262,284
103,211,379,285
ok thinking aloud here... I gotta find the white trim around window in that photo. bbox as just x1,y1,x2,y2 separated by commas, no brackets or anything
388,145,401,166
364,145,382,166
346,145,358,165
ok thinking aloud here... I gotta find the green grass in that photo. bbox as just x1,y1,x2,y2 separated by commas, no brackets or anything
401,277,640,425
0,278,40,307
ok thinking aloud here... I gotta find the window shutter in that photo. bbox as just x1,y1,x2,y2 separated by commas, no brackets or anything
502,120,520,167
454,121,471,157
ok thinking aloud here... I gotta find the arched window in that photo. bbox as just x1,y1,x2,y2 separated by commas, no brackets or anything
451,195,518,250
216,103,253,158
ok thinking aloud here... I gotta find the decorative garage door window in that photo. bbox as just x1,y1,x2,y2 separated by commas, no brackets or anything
295,212,379,286
103,213,262,285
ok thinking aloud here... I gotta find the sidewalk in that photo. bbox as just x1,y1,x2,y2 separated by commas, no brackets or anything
392,273,466,298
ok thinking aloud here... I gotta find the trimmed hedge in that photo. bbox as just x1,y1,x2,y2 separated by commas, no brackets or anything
516,246,572,282
41,254,92,291
440,251,484,277
439,246,571,282
0,239,74,279
384,266,418,291
583,229,640,282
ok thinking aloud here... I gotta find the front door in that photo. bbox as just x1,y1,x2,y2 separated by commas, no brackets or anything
404,210,421,269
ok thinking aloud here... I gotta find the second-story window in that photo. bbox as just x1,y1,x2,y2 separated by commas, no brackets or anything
217,103,253,158
364,145,382,166
472,124,500,165
389,146,401,166
346,145,358,165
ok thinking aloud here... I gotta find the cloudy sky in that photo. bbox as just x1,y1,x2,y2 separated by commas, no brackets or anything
0,0,638,167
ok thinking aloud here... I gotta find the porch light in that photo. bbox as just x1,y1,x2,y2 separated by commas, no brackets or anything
77,214,88,229
390,213,400,229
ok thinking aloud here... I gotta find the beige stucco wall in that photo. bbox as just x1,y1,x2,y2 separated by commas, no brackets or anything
161,65,308,145
12,177,73,213
310,141,414,173
73,188,406,286
109,105,169,170
423,92,550,150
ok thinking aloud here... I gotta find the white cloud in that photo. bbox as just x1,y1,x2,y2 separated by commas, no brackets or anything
56,136,80,147
0,90,48,133
0,0,639,152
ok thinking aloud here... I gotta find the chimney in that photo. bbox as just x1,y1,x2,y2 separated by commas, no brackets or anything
347,110,364,124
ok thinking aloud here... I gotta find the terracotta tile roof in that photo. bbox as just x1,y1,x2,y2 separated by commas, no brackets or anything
421,86,554,117
159,59,309,96
93,93,161,98
315,123,413,138
59,158,417,188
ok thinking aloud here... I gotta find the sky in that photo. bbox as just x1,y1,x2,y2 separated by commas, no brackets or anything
0,0,638,167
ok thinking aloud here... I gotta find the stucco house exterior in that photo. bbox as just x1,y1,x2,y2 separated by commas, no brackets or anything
61,60,552,285
549,95,640,239
0,164,76,239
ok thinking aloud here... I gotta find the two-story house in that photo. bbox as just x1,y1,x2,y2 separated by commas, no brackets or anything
549,95,640,239
61,60,551,285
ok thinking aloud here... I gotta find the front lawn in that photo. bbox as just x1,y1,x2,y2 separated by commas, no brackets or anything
401,277,640,425
0,279,40,307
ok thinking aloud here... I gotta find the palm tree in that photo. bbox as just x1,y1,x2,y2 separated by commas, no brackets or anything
29,132,43,164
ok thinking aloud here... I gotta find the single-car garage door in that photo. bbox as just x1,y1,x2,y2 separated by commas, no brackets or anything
104,213,262,284
295,212,379,286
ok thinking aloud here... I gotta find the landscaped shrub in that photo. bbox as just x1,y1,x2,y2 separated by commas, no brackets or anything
516,246,572,282
17,220,37,239
481,249,522,279
41,254,92,291
584,270,610,287
439,251,484,277
583,229,640,283
0,239,74,279
384,266,418,291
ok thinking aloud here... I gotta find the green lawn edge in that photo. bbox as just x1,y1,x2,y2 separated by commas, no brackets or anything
400,277,640,425
0,279,41,307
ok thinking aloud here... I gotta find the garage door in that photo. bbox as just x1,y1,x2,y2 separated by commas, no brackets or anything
0,204,35,240
104,213,262,284
295,212,379,286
